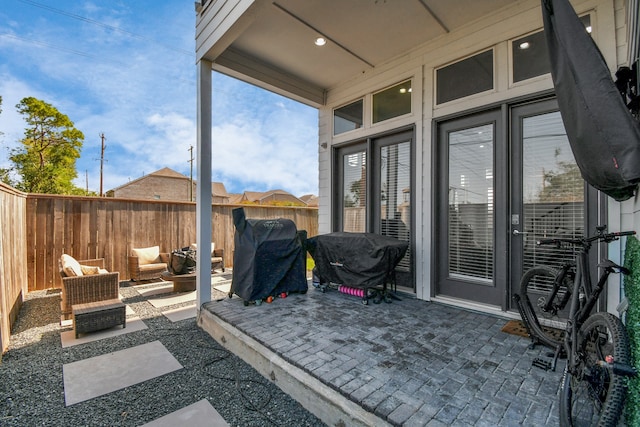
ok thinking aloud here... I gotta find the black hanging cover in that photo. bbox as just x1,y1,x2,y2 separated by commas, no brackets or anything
306,232,408,288
230,207,307,301
542,0,640,201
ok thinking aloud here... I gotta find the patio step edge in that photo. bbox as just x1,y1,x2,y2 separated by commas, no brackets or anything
197,306,391,427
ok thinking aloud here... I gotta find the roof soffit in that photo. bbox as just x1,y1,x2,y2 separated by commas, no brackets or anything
203,0,519,103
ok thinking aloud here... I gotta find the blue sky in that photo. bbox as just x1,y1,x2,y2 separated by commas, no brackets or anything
0,0,319,197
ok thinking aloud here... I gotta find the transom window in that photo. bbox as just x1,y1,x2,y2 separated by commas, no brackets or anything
333,99,363,136
373,80,412,123
512,15,591,83
436,50,494,104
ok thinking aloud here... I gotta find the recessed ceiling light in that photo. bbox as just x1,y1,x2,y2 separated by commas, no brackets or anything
519,41,530,50
315,37,326,46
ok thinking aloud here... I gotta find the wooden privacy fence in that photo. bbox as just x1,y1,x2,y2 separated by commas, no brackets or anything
1,183,28,354
26,195,318,292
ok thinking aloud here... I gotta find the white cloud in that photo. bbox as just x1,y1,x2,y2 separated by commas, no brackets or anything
0,1,319,197
0,73,51,166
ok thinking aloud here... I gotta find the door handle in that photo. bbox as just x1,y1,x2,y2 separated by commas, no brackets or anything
513,229,528,236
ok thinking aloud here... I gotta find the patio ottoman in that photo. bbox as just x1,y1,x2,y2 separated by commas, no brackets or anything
72,299,126,338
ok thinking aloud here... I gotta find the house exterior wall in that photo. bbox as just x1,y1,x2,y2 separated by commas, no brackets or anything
317,0,630,310
112,176,194,201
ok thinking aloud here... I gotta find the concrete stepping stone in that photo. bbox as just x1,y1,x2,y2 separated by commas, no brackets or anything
163,304,196,322
63,340,182,406
141,399,229,426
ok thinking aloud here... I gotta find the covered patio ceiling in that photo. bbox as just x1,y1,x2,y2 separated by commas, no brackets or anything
197,0,515,106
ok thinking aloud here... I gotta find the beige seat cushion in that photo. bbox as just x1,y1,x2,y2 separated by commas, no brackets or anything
61,254,83,277
139,263,166,272
132,246,160,265
80,265,101,275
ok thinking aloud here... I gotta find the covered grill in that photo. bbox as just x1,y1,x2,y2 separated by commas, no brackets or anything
229,207,307,305
306,232,408,304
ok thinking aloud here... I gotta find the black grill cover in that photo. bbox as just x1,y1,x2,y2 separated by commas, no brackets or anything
542,0,640,201
307,232,408,288
230,208,307,301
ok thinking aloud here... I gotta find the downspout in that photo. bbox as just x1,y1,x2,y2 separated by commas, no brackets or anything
628,0,639,67
196,59,213,309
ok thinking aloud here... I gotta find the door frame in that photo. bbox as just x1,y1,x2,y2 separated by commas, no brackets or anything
433,107,508,307
507,99,602,311
332,126,416,291
432,92,602,311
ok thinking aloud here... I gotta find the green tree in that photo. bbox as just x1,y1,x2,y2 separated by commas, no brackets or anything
0,95,10,186
536,160,583,202
8,97,85,194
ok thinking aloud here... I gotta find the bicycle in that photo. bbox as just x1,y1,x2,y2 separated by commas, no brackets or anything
515,225,638,427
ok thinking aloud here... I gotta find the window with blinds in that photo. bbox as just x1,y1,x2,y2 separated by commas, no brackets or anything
379,141,411,271
342,151,367,232
521,111,584,277
448,124,494,281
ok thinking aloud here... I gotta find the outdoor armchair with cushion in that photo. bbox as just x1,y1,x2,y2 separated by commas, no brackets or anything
59,254,120,320
189,242,225,272
128,246,169,282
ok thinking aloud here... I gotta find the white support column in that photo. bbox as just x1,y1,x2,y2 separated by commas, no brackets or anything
196,59,213,308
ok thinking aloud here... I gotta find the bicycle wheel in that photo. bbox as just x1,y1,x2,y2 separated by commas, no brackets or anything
519,265,570,349
559,312,631,427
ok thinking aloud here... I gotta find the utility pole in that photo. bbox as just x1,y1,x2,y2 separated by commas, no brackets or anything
85,170,89,195
188,145,194,201
99,133,106,197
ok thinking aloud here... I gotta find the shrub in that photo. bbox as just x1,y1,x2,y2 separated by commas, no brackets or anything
623,235,640,424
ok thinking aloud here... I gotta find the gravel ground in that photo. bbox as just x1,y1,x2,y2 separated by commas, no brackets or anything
0,280,326,427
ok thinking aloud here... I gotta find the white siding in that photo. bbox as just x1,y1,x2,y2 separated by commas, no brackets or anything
196,0,258,62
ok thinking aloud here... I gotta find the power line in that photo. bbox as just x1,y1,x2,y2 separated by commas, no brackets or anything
0,31,250,99
0,33,98,60
0,31,197,87
3,3,263,98
188,145,194,202
99,133,106,197
16,0,194,57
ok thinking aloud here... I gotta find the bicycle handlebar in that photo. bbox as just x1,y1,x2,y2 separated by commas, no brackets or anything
536,229,636,247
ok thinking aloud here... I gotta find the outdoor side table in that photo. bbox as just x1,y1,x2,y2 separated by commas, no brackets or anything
162,271,197,292
72,299,126,338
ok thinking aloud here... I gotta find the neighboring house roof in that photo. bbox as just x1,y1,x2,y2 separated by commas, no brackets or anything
240,191,265,202
152,167,187,179
227,193,243,204
212,182,228,197
240,189,308,206
105,167,229,202
106,168,316,207
300,194,318,207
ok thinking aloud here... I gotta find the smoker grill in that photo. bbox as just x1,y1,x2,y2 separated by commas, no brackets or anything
229,208,307,305
306,232,408,304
